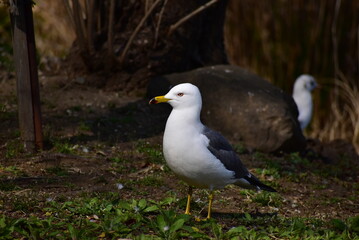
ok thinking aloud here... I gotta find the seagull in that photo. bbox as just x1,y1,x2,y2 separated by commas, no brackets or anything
292,74,318,130
149,83,276,219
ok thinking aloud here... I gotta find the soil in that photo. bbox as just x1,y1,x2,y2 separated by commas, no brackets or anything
0,72,358,222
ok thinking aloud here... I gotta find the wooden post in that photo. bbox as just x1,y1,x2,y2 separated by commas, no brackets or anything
10,0,43,152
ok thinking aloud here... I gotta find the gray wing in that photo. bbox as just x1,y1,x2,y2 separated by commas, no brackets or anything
202,126,249,178
202,126,276,192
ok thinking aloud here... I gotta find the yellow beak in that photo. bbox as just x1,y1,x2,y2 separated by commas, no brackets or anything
149,96,171,104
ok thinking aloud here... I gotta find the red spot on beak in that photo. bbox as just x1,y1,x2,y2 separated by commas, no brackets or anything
149,98,158,104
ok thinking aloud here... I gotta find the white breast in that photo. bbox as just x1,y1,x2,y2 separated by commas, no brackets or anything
163,113,235,189
293,91,313,130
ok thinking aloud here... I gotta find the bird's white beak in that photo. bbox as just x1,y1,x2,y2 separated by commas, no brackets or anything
149,95,171,104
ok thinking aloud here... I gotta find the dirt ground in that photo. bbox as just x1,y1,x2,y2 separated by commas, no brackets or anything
0,73,358,222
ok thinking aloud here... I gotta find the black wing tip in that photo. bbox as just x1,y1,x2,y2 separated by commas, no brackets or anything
258,185,277,192
245,175,277,192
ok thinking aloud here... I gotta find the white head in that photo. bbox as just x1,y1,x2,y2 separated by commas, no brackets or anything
149,83,202,110
293,74,318,93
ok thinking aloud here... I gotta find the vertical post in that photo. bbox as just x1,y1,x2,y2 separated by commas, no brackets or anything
10,0,43,152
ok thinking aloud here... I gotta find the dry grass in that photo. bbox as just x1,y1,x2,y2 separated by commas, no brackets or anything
310,78,359,152
224,0,359,152
32,1,75,57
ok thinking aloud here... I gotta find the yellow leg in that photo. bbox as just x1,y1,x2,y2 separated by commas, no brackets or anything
185,186,193,215
207,191,214,219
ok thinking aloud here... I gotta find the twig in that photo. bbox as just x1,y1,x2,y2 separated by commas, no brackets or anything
167,0,219,36
108,0,116,56
119,0,162,64
65,0,87,53
86,0,95,53
331,0,342,99
146,0,155,14
63,0,76,30
357,24,359,76
73,0,88,49
153,0,168,47
84,0,88,17
145,0,149,13
8,0,18,15
0,143,7,150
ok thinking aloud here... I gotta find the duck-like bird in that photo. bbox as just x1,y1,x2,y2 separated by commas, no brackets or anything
292,74,318,130
150,83,276,219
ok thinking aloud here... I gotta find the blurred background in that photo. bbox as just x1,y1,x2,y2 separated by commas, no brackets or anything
0,0,358,151
225,0,358,151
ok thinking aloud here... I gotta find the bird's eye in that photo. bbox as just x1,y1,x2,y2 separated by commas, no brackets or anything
177,93,184,97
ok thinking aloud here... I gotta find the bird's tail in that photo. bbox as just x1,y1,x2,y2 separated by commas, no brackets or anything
253,180,277,192
239,174,277,192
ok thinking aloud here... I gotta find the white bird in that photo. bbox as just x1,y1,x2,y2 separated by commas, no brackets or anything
292,74,318,130
149,83,276,219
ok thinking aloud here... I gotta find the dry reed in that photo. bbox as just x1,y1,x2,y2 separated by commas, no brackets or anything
225,0,359,152
310,78,359,152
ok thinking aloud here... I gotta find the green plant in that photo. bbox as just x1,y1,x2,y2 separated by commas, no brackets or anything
287,152,310,166
109,157,126,163
0,215,16,239
53,141,74,154
251,191,282,208
151,210,189,239
0,194,358,239
78,121,91,131
349,216,359,234
0,104,14,121
137,175,164,187
4,140,24,159
136,141,164,164
0,165,20,175
69,105,82,112
46,167,68,176
255,167,281,179
233,143,247,154
252,152,269,162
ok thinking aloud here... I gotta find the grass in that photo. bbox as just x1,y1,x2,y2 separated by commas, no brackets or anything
233,143,248,154
0,108,357,240
4,139,24,159
0,194,358,239
53,140,75,154
137,175,164,187
136,141,165,165
0,104,16,121
0,182,18,191
0,165,21,176
45,167,69,176
251,191,283,208
78,121,91,132
109,156,130,173
0,139,358,239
